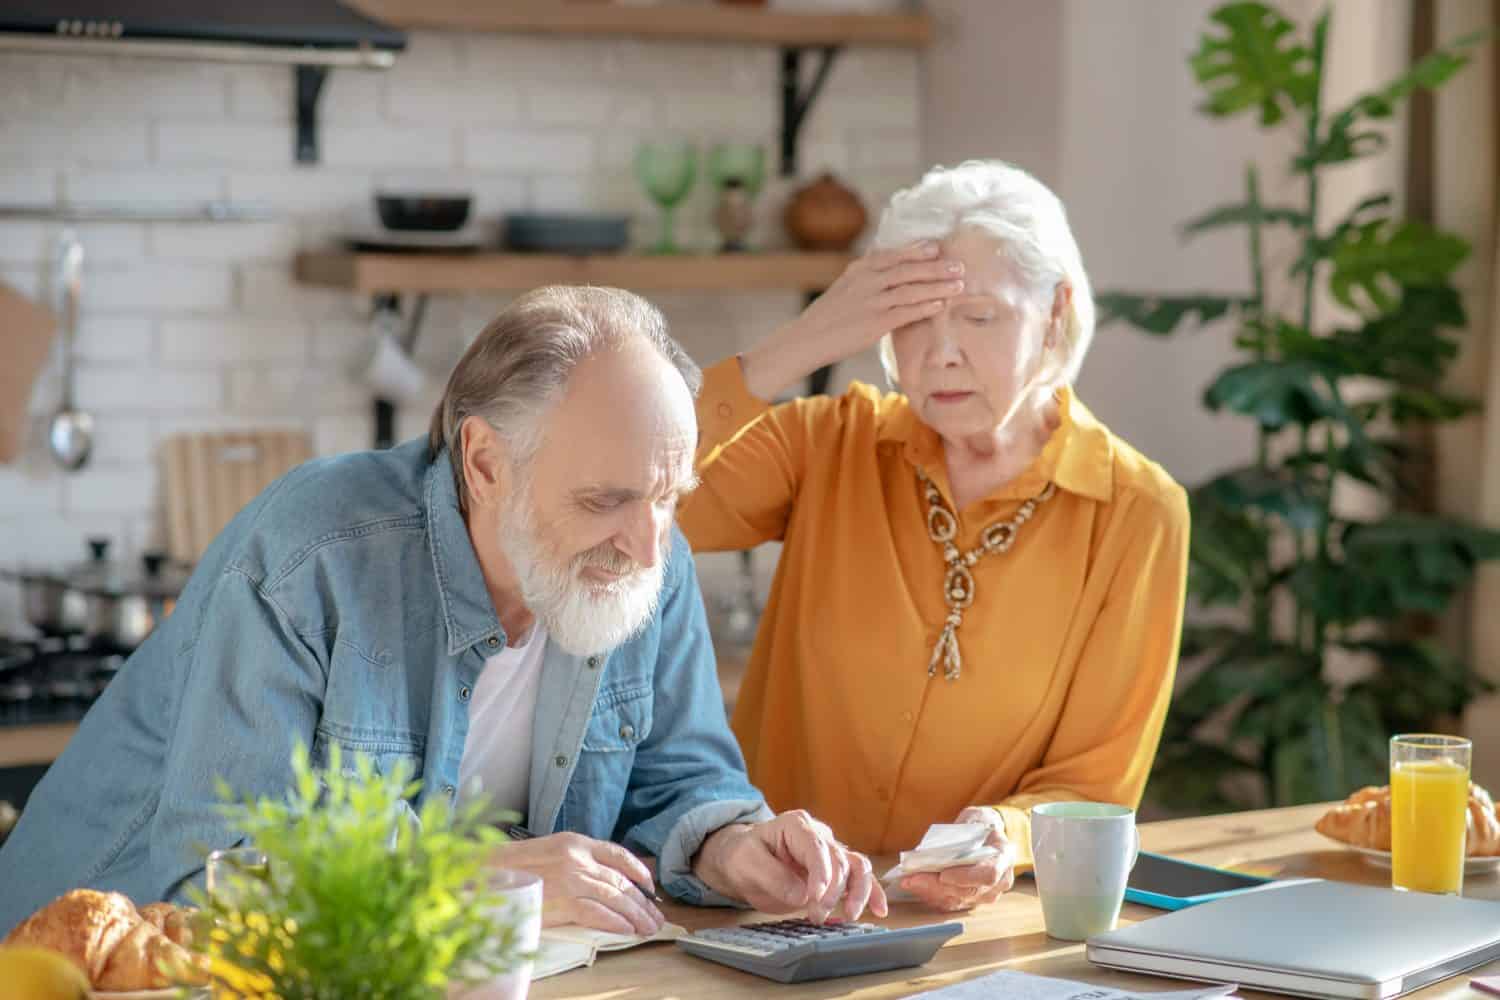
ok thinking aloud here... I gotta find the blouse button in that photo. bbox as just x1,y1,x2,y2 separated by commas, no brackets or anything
717,403,732,418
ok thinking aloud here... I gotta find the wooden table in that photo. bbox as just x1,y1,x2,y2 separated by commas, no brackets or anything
531,804,1500,999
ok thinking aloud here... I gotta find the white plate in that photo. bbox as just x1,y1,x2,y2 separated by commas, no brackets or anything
1318,833,1500,875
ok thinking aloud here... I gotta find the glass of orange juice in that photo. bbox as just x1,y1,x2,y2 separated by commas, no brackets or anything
1390,734,1471,895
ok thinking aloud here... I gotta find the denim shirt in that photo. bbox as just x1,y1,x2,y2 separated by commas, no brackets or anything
0,439,771,935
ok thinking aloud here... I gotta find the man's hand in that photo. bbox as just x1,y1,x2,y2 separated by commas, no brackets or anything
693,811,889,923
900,806,1017,911
492,832,664,936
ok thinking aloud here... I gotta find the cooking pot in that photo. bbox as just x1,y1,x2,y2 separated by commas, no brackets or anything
5,539,185,648
6,538,111,636
80,552,186,651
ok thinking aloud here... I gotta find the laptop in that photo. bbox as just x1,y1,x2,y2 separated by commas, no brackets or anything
1087,879,1500,999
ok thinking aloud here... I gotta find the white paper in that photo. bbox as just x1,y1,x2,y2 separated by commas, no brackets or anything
883,822,1001,883
531,921,685,980
907,969,1239,1000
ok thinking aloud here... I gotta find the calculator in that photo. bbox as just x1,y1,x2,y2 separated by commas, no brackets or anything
676,918,963,983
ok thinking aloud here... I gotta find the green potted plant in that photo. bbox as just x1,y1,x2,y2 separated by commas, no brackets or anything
190,744,532,999
1099,1,1496,812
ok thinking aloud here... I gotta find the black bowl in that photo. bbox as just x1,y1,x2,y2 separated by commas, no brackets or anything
376,193,473,232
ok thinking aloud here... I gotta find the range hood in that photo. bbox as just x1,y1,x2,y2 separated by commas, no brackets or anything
0,1,406,68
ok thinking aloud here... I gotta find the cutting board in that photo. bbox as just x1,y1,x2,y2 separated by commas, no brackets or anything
0,281,58,463
162,429,313,564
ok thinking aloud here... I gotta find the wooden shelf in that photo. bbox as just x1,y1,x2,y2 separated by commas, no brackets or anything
296,250,852,294
0,722,77,768
346,1,932,48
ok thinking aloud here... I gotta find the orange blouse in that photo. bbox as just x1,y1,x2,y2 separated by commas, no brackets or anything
679,358,1189,858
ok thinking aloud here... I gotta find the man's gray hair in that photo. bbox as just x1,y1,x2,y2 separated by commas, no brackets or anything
872,160,1095,391
428,285,701,510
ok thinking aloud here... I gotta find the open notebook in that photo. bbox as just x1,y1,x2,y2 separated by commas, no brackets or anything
532,921,686,980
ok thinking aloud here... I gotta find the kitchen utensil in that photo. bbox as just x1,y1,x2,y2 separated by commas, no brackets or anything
0,281,57,463
46,231,93,471
502,213,630,254
162,429,313,565
375,192,472,232
6,537,112,637
80,552,187,652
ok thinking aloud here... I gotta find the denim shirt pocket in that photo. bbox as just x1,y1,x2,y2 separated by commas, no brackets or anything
580,683,654,752
310,728,426,784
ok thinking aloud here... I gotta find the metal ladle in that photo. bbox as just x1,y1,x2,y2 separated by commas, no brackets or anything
47,231,93,471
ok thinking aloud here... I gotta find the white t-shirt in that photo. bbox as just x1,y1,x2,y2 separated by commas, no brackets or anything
456,624,548,819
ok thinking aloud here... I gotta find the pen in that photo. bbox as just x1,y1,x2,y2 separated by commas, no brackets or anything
632,879,664,905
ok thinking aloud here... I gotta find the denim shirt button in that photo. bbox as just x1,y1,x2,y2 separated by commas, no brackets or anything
442,784,455,797
486,635,501,648
586,656,599,669
554,754,569,768
619,724,635,741
459,685,471,702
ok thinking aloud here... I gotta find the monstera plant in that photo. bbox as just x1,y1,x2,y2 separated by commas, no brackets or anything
1100,2,1497,811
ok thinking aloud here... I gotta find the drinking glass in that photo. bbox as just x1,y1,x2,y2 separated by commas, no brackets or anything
634,141,698,254
1390,734,1471,895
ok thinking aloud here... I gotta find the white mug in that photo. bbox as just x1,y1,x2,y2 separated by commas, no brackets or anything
1029,801,1139,941
450,869,543,1000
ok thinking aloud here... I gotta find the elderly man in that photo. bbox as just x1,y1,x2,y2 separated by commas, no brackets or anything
0,286,886,937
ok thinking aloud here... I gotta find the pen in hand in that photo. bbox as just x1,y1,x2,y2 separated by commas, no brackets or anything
633,878,664,905
502,823,663,907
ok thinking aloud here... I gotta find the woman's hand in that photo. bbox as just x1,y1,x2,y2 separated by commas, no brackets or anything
900,806,1017,912
739,242,964,400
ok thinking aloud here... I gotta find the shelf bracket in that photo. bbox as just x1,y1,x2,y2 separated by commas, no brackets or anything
780,45,840,177
294,65,330,165
371,292,430,450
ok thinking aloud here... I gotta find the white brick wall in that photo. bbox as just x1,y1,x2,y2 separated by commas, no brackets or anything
0,31,920,633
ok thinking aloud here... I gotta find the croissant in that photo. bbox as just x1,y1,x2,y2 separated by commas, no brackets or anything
139,900,197,948
1316,781,1500,857
1315,791,1392,851
3,889,208,990
3,888,139,983
94,917,201,991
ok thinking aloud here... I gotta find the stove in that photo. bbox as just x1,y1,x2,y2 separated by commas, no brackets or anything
0,635,124,727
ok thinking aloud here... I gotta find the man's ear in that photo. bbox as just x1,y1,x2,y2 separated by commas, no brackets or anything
1047,280,1073,352
459,416,513,510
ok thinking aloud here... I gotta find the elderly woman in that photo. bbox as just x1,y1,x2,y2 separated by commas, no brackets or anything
679,160,1188,912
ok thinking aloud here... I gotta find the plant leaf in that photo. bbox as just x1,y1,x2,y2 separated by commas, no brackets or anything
1299,32,1485,170
1202,360,1365,442
1329,219,1470,315
1343,639,1495,735
1095,292,1247,335
1190,2,1316,125
1185,486,1269,606
1202,465,1325,533
1384,385,1482,425
1182,201,1309,237
1290,516,1500,624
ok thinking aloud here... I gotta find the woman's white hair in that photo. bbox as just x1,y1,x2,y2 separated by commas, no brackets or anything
872,160,1095,391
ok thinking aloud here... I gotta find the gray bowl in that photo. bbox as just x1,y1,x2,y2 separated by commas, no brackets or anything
503,213,630,254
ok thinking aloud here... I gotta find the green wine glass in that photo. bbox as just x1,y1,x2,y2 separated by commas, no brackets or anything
635,141,698,255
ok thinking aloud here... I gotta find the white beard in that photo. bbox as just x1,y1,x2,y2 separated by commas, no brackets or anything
500,488,666,658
